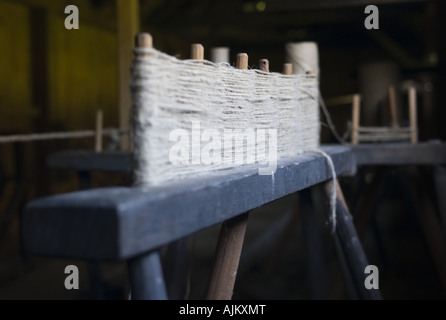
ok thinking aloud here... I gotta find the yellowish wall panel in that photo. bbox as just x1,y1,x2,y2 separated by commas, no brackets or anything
48,14,118,131
0,1,33,132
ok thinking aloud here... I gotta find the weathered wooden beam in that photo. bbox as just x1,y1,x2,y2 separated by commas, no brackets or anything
23,146,355,261
117,0,140,150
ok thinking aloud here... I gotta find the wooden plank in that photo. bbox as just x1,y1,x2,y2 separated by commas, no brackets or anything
352,142,446,166
358,127,412,133
117,0,140,150
23,146,355,261
357,134,412,142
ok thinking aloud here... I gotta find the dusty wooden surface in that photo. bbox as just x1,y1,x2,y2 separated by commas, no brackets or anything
24,146,355,261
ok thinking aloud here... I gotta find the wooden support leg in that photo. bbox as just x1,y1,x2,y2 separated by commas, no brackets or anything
77,170,107,299
128,250,168,300
164,239,188,300
331,224,360,300
351,94,361,145
207,213,249,300
300,189,329,299
88,261,105,299
325,180,382,300
207,52,251,300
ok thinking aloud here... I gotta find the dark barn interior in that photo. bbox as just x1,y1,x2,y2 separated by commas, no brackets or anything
0,0,446,300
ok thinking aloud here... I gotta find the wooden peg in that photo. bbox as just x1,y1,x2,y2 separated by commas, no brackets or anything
259,59,269,72
135,33,153,57
409,86,418,144
236,53,249,70
191,43,204,60
95,109,103,153
351,94,361,145
282,63,293,75
388,85,399,128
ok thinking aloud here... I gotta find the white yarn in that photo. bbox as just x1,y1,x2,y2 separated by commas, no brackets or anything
130,47,321,187
311,149,337,233
286,42,338,231
130,46,338,231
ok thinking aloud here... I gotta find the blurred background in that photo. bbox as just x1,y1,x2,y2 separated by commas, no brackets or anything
0,0,445,299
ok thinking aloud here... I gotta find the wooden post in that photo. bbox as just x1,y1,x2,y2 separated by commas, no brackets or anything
117,0,140,151
191,43,204,60
351,94,361,145
135,33,153,57
207,53,250,300
237,53,249,70
388,85,399,128
95,110,103,153
282,63,293,75
128,251,168,300
259,59,269,72
324,180,382,300
409,86,418,144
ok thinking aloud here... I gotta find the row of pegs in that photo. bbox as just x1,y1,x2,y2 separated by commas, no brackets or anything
134,32,294,75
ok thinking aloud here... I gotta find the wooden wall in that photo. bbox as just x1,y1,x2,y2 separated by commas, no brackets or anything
48,14,118,131
0,1,33,132
0,0,118,134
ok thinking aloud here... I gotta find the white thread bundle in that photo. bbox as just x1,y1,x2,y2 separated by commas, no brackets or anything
131,48,320,186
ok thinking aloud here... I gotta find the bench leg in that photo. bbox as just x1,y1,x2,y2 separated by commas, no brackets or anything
128,250,168,300
165,239,189,300
207,212,249,300
325,180,382,300
300,188,329,299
